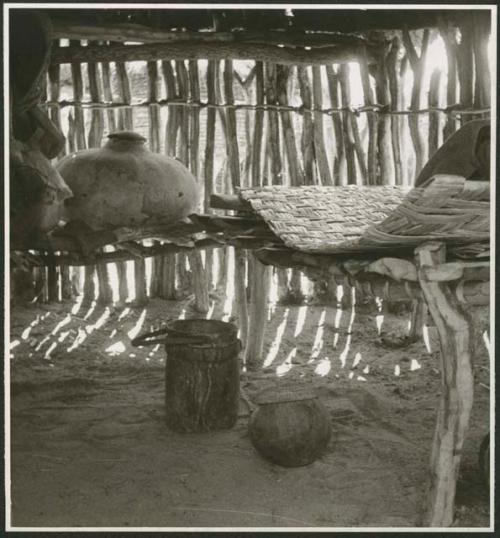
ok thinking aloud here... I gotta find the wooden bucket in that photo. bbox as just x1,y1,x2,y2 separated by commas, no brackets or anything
132,319,241,433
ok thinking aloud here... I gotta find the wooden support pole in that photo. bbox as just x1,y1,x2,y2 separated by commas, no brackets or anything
386,37,404,186
117,60,147,306
224,59,248,341
471,12,491,110
402,28,429,178
204,60,217,290
428,69,442,157
160,60,179,299
244,257,271,371
276,64,304,302
244,59,270,370
359,47,378,185
325,65,345,185
312,65,333,186
440,22,459,140
48,61,71,302
264,63,288,300
187,59,209,313
416,241,475,527
70,41,95,306
373,44,394,185
457,21,474,126
88,47,113,306
147,60,162,299
338,64,358,185
297,66,316,185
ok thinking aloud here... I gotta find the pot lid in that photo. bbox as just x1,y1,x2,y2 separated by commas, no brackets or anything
107,131,146,143
254,384,317,405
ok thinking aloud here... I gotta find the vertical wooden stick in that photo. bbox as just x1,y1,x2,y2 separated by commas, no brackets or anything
428,69,442,157
224,59,248,343
402,28,429,178
386,37,404,186
338,64,358,185
325,65,345,185
264,63,287,300
373,46,394,185
359,47,378,185
160,60,178,299
48,61,71,301
147,60,162,299
70,41,95,306
88,49,113,306
245,60,270,370
472,12,491,110
415,241,474,527
297,66,315,185
204,60,217,291
312,65,333,186
457,22,474,126
187,59,209,313
439,22,458,140
117,60,147,306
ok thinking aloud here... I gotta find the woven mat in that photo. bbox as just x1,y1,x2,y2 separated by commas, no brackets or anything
239,177,490,255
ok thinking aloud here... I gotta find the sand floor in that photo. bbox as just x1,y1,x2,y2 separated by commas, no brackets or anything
8,294,491,528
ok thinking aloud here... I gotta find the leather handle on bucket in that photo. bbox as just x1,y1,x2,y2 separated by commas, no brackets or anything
131,327,213,348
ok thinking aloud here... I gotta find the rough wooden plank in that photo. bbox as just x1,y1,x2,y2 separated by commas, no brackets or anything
51,41,378,67
312,65,333,185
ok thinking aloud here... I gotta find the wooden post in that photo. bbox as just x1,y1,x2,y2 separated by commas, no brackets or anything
244,59,270,370
428,69,442,158
312,65,333,186
70,41,95,306
338,64,358,185
160,60,179,300
386,37,404,186
224,59,248,341
48,62,71,301
264,63,288,301
147,60,162,299
276,64,304,302
416,241,475,527
373,45,394,185
101,50,124,305
439,22,458,140
359,47,378,185
117,60,147,306
88,47,113,306
297,66,316,185
204,60,217,291
402,28,430,178
187,59,209,313
471,12,491,110
325,65,345,185
174,60,192,299
457,21,474,126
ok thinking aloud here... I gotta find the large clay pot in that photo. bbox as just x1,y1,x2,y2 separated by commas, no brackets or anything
56,131,200,230
249,386,332,467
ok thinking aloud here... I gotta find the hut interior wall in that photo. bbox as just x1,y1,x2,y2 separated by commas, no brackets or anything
17,21,491,307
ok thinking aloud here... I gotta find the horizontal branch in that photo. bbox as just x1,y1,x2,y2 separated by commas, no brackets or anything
42,98,491,118
50,41,379,66
51,22,372,47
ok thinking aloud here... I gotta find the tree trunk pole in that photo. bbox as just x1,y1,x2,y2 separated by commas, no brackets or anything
416,241,475,527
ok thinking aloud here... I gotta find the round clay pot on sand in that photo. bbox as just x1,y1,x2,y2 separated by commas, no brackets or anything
249,386,332,467
56,131,200,230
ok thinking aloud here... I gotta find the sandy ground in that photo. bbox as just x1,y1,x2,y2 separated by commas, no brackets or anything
8,292,491,529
